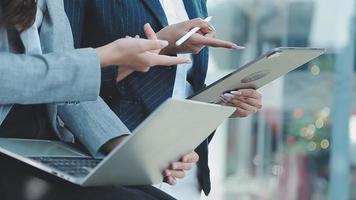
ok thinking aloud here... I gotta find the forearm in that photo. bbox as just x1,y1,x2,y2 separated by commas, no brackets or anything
57,97,131,157
96,45,115,67
0,48,101,104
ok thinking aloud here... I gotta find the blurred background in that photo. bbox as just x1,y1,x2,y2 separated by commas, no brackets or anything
201,0,356,199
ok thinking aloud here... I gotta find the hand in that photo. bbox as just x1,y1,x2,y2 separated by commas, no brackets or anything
156,18,243,55
96,32,191,72
101,135,129,154
163,151,199,185
220,89,263,118
116,24,163,82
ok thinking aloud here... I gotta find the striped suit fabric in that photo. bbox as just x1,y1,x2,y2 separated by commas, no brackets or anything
64,0,213,195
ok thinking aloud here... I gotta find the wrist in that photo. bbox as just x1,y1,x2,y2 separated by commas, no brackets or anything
96,46,111,67
96,44,121,68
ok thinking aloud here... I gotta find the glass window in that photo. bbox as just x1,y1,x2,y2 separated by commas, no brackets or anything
203,0,356,199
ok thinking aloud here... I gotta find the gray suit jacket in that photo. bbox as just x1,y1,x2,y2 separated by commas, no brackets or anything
0,0,130,156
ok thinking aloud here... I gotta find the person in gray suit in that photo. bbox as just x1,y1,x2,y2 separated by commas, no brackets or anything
0,0,196,199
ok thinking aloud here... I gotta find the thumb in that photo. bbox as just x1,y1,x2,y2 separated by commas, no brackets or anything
144,23,158,40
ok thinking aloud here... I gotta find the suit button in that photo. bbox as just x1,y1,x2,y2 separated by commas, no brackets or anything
107,96,113,103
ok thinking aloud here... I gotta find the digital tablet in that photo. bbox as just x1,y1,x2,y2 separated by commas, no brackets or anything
190,47,326,103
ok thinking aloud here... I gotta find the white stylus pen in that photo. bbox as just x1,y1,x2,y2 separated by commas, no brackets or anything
175,16,213,46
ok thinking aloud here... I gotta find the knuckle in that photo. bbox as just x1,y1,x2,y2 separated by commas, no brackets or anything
252,92,259,97
177,163,183,169
235,100,243,106
184,20,192,27
198,21,206,27
247,90,254,96
192,18,206,27
171,164,177,170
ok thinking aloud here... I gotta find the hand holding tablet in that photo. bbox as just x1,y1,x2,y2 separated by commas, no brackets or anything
190,47,326,103
175,16,213,46
220,89,263,118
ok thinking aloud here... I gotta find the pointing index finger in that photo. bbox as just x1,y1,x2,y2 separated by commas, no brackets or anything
193,34,244,50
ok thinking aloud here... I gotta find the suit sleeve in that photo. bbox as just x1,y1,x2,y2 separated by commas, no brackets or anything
0,48,101,105
57,97,131,157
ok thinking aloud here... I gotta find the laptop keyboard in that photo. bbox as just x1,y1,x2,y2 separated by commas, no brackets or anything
30,157,102,177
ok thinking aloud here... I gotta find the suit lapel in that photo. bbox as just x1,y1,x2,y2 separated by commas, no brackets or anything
183,0,203,19
141,0,168,27
182,0,208,92
39,0,75,142
40,0,74,53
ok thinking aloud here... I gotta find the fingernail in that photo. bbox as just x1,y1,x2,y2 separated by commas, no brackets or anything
159,40,169,47
223,93,234,100
219,96,228,103
231,45,245,50
230,91,242,95
221,95,230,102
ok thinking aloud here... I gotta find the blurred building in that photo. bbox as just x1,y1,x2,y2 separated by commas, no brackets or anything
202,0,356,200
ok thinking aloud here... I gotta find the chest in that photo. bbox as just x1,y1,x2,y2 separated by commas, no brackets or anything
87,0,206,40
158,0,189,24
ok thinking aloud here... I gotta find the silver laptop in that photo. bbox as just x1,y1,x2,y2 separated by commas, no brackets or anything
190,47,325,103
0,99,235,186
